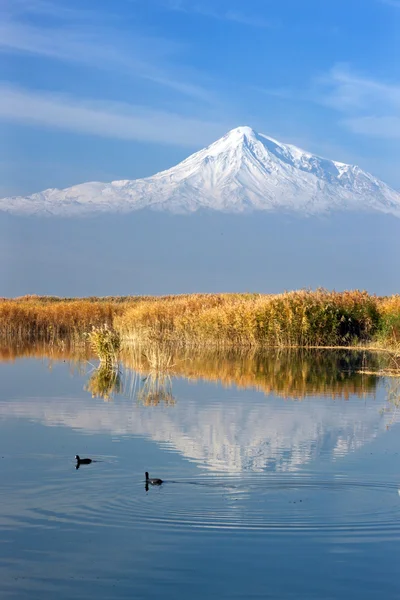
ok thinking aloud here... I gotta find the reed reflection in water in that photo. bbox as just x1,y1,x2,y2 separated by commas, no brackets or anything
0,342,385,404
121,346,380,403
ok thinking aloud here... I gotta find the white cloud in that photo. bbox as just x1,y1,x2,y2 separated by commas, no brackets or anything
317,65,400,139
379,0,400,7
164,1,275,28
319,65,400,112
0,3,215,103
3,0,100,21
343,116,400,139
0,84,229,146
219,9,274,28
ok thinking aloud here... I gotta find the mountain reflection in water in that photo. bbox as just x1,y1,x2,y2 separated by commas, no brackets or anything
1,344,398,474
1,343,400,600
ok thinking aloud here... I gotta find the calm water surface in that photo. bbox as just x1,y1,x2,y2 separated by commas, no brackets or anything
0,349,399,599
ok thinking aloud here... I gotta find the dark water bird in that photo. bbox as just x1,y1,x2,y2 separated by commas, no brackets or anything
145,472,163,485
75,455,93,469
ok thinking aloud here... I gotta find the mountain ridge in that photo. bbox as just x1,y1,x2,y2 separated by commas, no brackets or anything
2,126,400,217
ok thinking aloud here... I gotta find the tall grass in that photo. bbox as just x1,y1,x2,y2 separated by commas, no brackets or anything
376,296,400,353
1,291,399,352
88,324,121,368
0,294,215,344
0,296,128,343
115,290,381,348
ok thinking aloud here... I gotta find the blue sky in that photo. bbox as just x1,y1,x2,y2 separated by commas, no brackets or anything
1,0,399,196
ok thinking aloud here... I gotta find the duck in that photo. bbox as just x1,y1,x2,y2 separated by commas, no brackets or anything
75,455,92,465
145,471,163,485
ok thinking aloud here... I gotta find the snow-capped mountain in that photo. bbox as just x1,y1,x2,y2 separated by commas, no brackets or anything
2,126,400,217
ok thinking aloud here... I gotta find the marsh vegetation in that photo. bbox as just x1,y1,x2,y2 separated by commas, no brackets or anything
0,291,399,357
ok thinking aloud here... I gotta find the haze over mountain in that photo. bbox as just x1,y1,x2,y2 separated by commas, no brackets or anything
2,127,400,218
1,210,399,297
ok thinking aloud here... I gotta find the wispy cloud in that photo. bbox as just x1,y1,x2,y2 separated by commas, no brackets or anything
3,0,101,21
0,1,216,103
343,116,400,139
252,86,296,101
217,9,274,28
316,64,400,139
318,65,400,111
379,0,400,8
164,1,276,28
0,84,230,146
258,65,400,142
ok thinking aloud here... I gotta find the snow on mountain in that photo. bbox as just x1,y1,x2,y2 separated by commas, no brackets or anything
2,126,400,217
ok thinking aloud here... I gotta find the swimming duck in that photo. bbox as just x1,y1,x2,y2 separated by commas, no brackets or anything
75,455,92,465
145,472,163,485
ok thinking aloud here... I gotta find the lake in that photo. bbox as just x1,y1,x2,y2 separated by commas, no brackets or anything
0,348,399,599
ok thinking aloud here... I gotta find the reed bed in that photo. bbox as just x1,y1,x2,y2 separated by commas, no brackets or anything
115,290,382,349
0,294,219,344
376,295,400,353
1,291,400,352
0,297,128,343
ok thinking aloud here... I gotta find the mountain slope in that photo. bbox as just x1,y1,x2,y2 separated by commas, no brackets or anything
2,126,400,217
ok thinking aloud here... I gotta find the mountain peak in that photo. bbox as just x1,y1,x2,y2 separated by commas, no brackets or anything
1,127,400,217
226,125,258,139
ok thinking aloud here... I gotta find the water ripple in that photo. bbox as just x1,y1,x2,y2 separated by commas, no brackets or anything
4,474,398,541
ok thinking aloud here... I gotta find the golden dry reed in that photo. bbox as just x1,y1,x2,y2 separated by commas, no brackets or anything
88,324,121,368
0,294,202,344
0,295,129,343
376,295,400,353
1,291,399,351
115,291,384,349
